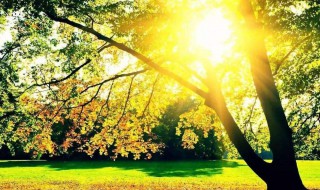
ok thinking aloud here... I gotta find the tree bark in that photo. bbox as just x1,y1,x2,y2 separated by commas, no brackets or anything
239,0,307,189
204,71,270,180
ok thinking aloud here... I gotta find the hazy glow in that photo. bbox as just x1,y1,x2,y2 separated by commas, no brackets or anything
194,10,233,63
0,17,13,49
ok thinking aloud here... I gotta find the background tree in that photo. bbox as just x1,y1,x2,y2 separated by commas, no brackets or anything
152,98,225,160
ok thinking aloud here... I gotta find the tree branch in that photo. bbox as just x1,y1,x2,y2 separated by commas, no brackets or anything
181,64,207,86
140,74,160,117
93,80,115,126
244,96,258,134
70,82,104,109
80,69,148,95
204,72,269,180
45,12,207,99
25,41,113,93
273,35,312,75
114,75,136,128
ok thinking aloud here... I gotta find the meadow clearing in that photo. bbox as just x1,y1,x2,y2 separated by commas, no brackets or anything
0,160,319,190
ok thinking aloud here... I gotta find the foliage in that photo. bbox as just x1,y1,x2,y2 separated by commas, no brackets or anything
152,98,225,160
262,0,320,160
0,0,319,164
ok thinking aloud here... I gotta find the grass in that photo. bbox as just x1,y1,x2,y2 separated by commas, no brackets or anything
0,160,319,189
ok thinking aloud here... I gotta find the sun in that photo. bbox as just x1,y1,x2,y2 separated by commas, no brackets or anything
193,9,233,63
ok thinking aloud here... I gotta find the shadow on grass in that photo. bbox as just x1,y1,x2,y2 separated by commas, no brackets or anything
0,160,245,177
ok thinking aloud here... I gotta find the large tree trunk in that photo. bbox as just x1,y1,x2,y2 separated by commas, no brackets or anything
204,0,308,189
237,0,306,189
205,86,306,189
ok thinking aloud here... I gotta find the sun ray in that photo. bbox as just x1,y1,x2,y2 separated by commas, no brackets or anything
193,9,233,64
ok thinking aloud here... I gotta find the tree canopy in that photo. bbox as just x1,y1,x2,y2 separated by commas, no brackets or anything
0,0,319,188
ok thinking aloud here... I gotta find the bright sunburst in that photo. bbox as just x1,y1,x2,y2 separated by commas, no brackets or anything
193,9,233,63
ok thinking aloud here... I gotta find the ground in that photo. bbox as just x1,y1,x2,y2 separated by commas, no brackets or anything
0,160,319,190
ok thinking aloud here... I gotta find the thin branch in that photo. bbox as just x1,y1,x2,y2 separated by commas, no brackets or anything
69,81,104,109
80,69,147,95
0,43,20,61
105,80,115,111
273,35,312,75
24,41,112,92
181,64,207,86
93,80,115,126
33,59,92,88
50,101,67,122
295,111,320,143
45,12,207,99
244,96,258,134
85,14,96,28
97,42,113,52
140,74,160,117
77,105,85,128
114,75,136,128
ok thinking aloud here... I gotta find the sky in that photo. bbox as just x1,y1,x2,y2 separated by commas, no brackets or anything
0,17,13,49
0,29,12,48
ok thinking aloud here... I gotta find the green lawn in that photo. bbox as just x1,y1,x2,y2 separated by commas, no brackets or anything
0,160,319,189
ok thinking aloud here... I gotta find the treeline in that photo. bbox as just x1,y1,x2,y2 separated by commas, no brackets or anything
0,97,316,160
0,99,226,160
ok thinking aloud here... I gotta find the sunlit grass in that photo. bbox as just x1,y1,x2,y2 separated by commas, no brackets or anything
0,160,318,190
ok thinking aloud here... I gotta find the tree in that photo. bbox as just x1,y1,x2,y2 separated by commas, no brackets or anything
152,98,225,160
0,0,319,189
